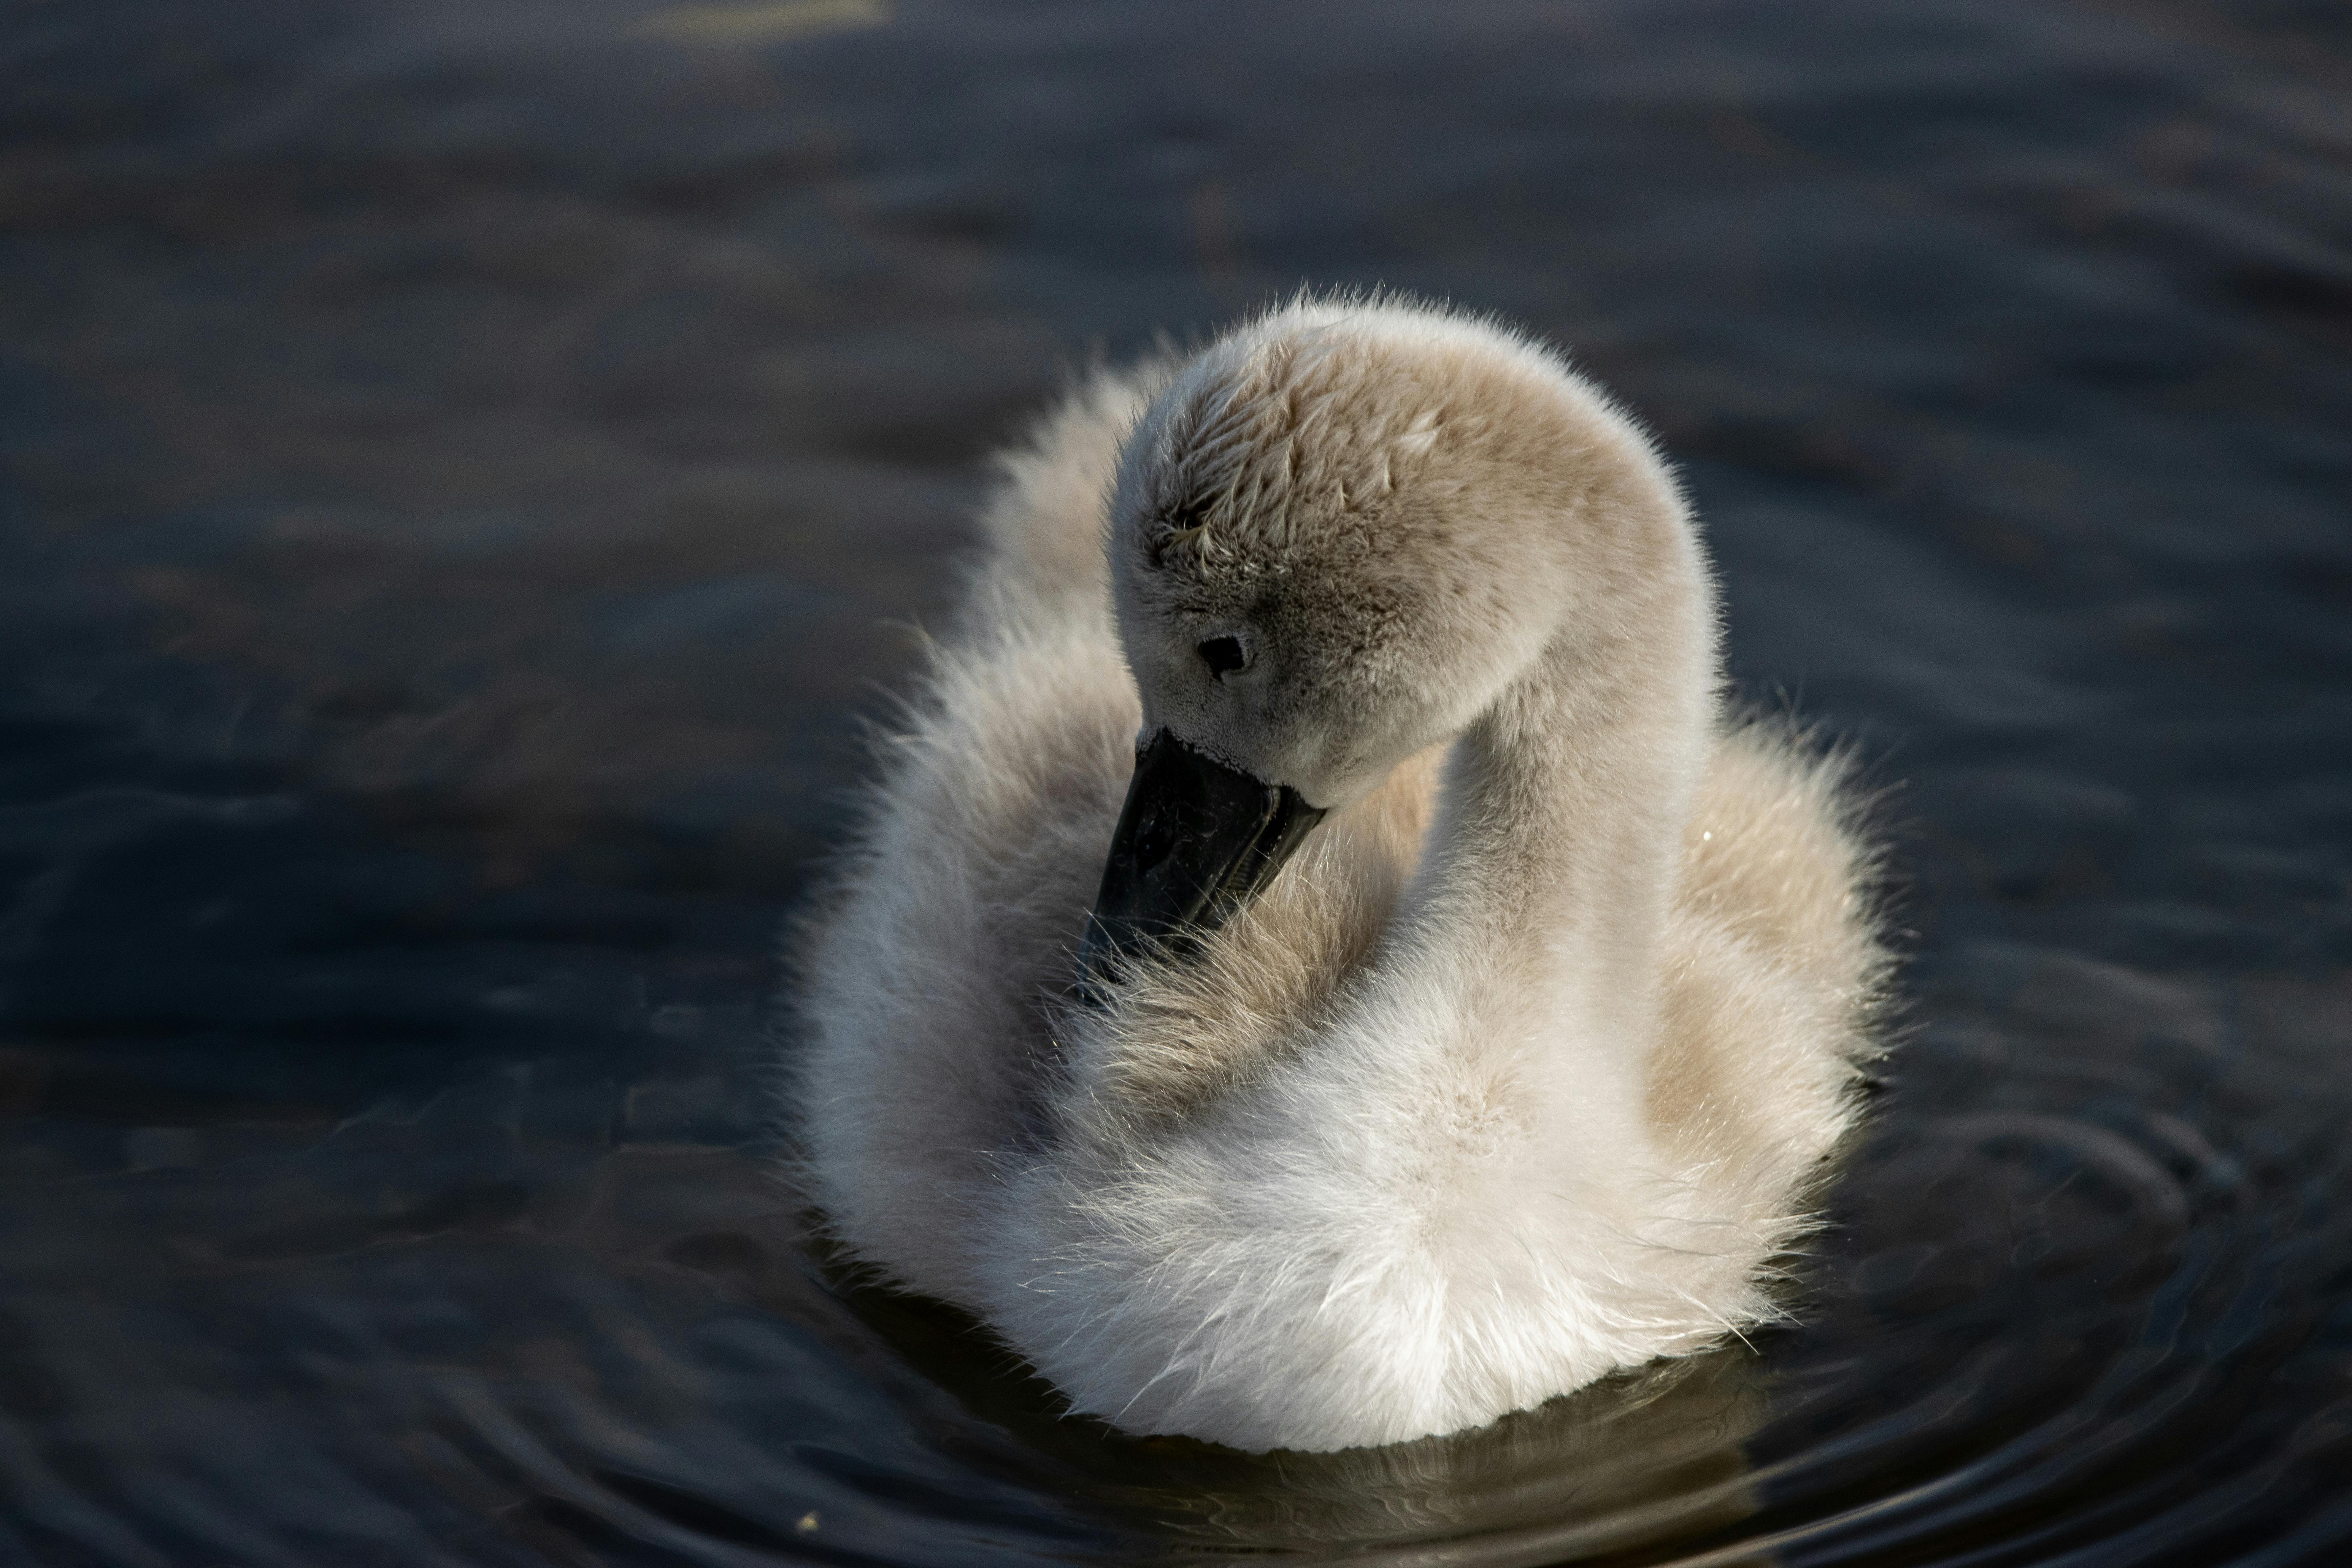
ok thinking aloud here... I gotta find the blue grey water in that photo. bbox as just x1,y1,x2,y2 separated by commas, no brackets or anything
2,0,2348,1562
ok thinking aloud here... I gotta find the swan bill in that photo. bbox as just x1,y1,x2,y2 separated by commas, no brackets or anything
1076,730,1325,998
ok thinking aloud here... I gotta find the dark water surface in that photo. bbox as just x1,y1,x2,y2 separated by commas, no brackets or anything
4,0,2351,1561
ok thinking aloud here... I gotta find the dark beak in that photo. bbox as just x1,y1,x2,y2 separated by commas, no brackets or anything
1076,730,1327,997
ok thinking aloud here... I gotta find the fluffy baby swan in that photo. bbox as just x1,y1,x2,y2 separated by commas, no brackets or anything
794,296,1887,1454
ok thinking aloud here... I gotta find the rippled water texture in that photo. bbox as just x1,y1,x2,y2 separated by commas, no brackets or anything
3,0,2350,1562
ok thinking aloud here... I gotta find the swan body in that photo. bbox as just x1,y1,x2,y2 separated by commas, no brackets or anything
792,297,1888,1454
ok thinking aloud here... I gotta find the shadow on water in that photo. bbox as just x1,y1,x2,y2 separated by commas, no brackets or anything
2,0,2350,1562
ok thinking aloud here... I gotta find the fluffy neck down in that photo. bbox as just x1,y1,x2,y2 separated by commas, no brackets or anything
980,390,1737,1453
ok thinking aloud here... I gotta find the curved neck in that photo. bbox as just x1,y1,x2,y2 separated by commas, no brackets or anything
1384,512,1717,1103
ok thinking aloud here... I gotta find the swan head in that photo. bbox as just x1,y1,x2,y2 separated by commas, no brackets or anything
1080,296,1676,989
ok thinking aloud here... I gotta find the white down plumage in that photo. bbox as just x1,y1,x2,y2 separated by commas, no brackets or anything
791,296,1888,1454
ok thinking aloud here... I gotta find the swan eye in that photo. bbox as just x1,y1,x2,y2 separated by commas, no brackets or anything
1198,635,1249,679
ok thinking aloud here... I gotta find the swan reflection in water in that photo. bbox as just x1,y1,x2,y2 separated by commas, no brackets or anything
792,295,1890,1455
823,1237,1780,1564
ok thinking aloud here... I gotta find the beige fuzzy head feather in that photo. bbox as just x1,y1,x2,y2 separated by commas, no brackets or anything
1108,294,1688,808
